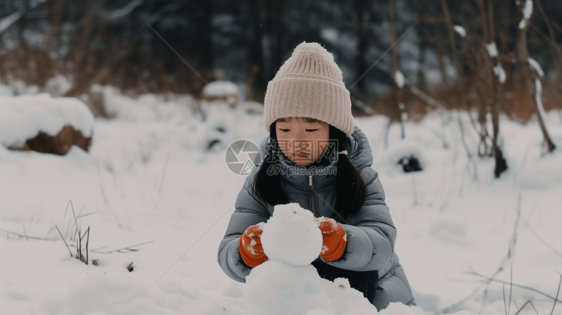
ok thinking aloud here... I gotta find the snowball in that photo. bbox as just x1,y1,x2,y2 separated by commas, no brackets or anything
394,71,405,88
261,203,323,267
246,203,378,314
0,93,94,148
453,25,466,37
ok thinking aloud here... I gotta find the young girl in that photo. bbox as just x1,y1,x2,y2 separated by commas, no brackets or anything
217,41,416,310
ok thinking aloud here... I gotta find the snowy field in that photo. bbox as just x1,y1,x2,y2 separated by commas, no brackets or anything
1,87,561,315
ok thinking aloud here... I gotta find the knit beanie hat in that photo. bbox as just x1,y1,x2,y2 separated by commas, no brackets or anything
263,41,355,136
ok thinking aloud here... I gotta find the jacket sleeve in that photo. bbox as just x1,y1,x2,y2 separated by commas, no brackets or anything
217,173,271,282
320,167,396,272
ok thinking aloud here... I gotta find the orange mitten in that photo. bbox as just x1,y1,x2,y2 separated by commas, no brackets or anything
239,224,268,267
315,217,347,261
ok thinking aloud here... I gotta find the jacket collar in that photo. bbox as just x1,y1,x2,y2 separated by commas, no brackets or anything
255,125,373,192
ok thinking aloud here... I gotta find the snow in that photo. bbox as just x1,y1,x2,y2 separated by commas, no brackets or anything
45,75,73,97
203,81,239,97
260,203,322,267
486,42,498,58
1,84,562,315
0,10,24,34
0,93,95,148
107,0,143,20
518,0,533,29
493,64,506,83
395,70,405,88
246,203,379,314
523,0,533,19
528,58,544,77
376,139,428,175
453,26,466,38
245,260,377,315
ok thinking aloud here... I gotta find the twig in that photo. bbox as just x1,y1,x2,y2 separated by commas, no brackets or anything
77,212,96,219
503,283,507,315
22,225,28,241
514,300,539,315
55,225,73,257
508,261,513,315
521,216,562,259
91,241,154,253
467,271,562,304
158,153,171,194
97,166,109,205
70,201,80,238
551,275,562,315
439,194,523,313
90,245,108,251
0,228,47,240
456,110,478,181
85,226,90,265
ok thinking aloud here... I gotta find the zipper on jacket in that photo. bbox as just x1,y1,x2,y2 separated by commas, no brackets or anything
309,168,317,217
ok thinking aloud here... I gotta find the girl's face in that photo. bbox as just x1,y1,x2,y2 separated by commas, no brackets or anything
275,117,330,167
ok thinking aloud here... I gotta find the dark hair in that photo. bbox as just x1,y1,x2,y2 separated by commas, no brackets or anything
252,118,367,218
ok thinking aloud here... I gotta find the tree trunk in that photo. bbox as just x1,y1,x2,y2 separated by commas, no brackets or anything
389,0,405,139
246,0,266,103
517,0,557,153
477,0,508,177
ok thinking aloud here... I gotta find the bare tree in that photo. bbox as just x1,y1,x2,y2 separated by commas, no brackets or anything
517,0,557,153
389,0,406,139
477,0,508,177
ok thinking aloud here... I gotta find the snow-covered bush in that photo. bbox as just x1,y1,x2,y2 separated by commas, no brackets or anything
0,93,94,155
377,140,427,174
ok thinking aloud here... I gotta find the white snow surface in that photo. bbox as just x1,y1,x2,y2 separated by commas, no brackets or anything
0,93,94,148
453,26,466,37
260,203,322,267
1,84,562,315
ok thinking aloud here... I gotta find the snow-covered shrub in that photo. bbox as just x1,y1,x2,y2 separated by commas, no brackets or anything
0,93,94,155
203,80,239,107
194,102,245,152
378,140,427,174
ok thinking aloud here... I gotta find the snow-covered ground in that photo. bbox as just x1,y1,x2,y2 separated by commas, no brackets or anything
1,86,561,315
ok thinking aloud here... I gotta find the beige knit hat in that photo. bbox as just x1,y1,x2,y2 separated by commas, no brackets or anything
263,41,355,136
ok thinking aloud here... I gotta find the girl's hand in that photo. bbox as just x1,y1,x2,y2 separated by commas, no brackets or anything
239,223,268,267
315,217,347,261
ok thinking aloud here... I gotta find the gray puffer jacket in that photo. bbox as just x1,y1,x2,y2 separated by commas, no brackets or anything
217,125,416,310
